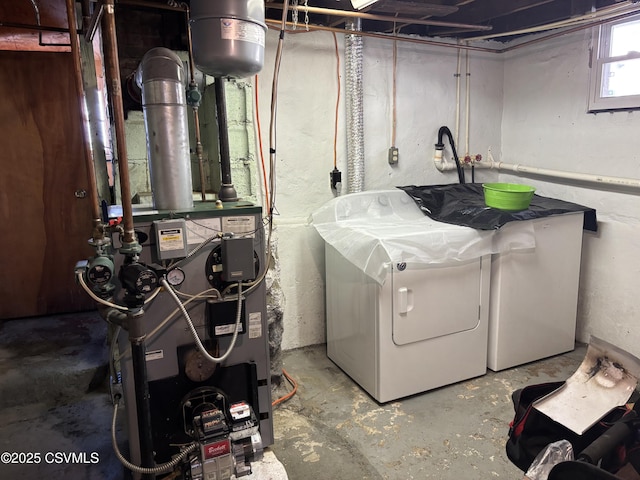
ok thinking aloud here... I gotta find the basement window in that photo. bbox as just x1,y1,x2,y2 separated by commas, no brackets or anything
588,14,640,112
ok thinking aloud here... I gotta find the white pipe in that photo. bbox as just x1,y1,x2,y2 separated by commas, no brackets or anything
464,46,470,156
455,46,461,148
434,150,640,189
494,161,640,188
467,1,639,41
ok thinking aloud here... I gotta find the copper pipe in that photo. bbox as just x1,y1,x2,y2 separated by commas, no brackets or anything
269,6,640,56
183,4,207,201
267,4,492,31
102,0,136,244
0,21,69,33
65,0,104,240
265,19,499,53
193,111,206,201
116,0,183,12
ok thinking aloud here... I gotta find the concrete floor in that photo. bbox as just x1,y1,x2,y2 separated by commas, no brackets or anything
0,311,591,479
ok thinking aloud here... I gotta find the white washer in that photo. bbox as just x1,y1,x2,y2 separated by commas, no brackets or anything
487,212,585,371
325,245,491,402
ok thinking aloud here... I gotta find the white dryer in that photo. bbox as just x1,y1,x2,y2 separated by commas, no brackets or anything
325,245,491,402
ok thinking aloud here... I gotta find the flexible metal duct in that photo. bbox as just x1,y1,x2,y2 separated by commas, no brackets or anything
345,18,365,193
136,47,193,210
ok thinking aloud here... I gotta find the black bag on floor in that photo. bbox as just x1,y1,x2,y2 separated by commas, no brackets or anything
506,381,632,473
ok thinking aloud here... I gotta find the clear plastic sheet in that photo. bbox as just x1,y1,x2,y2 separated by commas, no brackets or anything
524,440,574,480
398,184,597,232
311,190,536,285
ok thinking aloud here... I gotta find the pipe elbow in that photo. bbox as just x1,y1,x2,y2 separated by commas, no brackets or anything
433,147,446,171
98,304,129,329
135,47,187,102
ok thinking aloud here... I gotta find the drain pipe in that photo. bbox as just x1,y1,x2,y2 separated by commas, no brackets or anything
345,18,365,194
215,77,238,202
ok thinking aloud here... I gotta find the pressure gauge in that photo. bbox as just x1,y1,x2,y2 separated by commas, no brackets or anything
184,348,216,382
166,267,186,287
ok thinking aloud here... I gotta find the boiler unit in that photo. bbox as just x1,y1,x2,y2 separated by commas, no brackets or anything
109,203,272,479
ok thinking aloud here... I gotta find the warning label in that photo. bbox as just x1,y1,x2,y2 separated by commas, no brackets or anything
159,228,184,252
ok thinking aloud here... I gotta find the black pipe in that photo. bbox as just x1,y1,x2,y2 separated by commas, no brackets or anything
130,334,155,480
577,417,636,465
214,77,238,202
436,126,465,184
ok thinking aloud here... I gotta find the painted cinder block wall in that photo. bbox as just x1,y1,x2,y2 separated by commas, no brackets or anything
500,29,640,356
256,30,504,350
259,27,640,356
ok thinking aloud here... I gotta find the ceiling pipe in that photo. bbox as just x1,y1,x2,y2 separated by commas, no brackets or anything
468,1,640,41
501,8,640,53
267,3,493,31
0,21,69,33
115,0,183,12
65,0,105,242
267,3,640,56
265,20,499,53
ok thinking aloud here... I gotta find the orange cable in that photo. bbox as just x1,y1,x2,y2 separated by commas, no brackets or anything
255,75,270,214
272,368,298,407
332,32,341,169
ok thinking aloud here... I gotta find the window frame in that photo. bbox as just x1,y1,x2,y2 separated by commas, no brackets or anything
588,14,640,113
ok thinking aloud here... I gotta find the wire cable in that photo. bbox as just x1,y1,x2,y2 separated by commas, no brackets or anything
111,397,197,475
255,74,270,213
78,271,162,311
160,278,243,364
114,286,222,363
272,368,298,407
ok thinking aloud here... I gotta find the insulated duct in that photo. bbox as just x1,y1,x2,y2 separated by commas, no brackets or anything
135,47,193,210
345,18,365,193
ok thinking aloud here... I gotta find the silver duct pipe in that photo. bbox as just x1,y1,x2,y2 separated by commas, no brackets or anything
345,18,365,193
136,47,193,210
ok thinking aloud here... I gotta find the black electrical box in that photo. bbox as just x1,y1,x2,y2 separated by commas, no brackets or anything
221,237,255,282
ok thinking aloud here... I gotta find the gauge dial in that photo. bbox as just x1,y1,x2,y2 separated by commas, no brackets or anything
166,267,185,286
184,348,217,382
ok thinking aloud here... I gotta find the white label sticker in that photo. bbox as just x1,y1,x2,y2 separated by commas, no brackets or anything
215,323,245,336
145,350,164,361
248,312,262,339
220,18,265,47
222,216,256,236
186,218,222,244
158,228,184,251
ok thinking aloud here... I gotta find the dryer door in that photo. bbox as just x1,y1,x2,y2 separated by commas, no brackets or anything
391,258,482,346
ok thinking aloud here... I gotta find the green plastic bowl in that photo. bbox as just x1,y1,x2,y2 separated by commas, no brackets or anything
482,183,535,211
